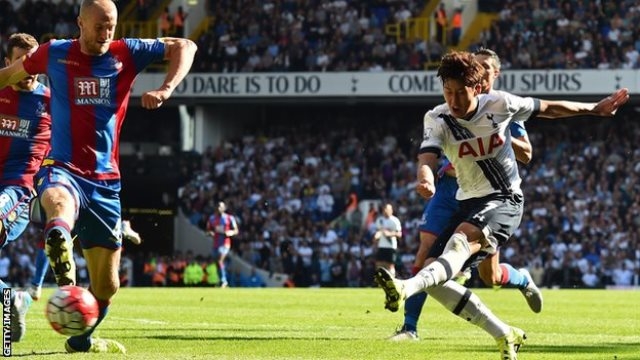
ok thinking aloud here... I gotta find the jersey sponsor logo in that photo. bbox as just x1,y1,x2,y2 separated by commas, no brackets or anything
74,77,112,105
0,114,30,138
57,59,81,66
458,133,504,159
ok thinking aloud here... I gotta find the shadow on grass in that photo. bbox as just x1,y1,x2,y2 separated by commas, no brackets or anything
9,351,67,357
475,342,640,356
131,334,359,341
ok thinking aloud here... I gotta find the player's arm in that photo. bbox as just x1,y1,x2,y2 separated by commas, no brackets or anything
0,59,30,89
417,111,443,200
511,134,532,164
416,151,438,200
141,37,197,109
225,216,239,237
509,121,532,164
205,217,216,238
537,88,629,119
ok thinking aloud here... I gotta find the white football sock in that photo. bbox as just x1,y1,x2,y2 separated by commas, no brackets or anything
403,233,471,297
428,280,510,338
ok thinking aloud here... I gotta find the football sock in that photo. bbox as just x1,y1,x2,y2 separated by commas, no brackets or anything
218,261,227,284
67,296,110,351
427,280,510,338
403,292,427,332
44,218,73,244
32,248,50,287
500,264,528,288
404,233,471,297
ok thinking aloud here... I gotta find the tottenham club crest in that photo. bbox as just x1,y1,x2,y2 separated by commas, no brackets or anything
487,113,498,128
423,127,433,141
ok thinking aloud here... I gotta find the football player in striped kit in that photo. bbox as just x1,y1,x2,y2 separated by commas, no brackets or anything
376,50,629,359
0,0,196,353
0,32,51,343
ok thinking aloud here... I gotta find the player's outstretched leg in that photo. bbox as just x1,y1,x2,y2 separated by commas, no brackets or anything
9,289,33,342
44,218,76,286
517,268,543,313
65,291,125,354
427,280,526,359
65,247,124,354
374,267,406,312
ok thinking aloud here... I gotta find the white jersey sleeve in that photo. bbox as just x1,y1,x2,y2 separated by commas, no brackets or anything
419,103,449,155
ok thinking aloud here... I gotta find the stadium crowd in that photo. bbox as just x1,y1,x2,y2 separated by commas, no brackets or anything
0,0,638,290
2,1,640,71
175,110,640,290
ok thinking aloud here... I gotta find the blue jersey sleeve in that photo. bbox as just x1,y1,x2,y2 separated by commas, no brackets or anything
124,38,166,73
510,121,527,138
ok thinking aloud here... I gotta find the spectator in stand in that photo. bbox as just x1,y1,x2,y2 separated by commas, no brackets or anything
450,8,462,46
184,257,205,286
435,3,447,44
159,7,172,37
173,6,187,37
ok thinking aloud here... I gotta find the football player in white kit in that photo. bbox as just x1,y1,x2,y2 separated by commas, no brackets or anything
375,50,629,359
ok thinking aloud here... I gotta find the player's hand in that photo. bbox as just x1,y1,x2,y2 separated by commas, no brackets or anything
593,88,629,116
416,180,435,200
141,89,171,109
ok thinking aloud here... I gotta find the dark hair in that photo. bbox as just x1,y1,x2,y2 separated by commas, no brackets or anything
437,50,485,87
6,33,39,59
474,47,502,70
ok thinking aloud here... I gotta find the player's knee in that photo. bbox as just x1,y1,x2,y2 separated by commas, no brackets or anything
91,276,120,300
478,272,500,287
443,232,470,253
476,266,497,287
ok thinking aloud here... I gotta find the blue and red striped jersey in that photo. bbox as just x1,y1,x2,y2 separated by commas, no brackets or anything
23,38,165,180
0,82,51,189
206,213,238,248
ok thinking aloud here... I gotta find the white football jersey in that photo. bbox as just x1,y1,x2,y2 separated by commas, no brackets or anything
375,215,402,249
420,91,540,200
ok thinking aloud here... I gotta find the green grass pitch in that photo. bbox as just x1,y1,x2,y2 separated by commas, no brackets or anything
9,287,640,359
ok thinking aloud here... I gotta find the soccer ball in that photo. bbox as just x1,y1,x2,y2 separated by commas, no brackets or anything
45,285,99,336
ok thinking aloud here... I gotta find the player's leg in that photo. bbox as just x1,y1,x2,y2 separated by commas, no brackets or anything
28,238,49,300
217,245,230,287
378,193,523,308
427,280,526,359
478,252,543,313
0,186,35,341
388,230,436,341
66,246,124,353
61,177,125,354
27,197,50,300
36,167,79,286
